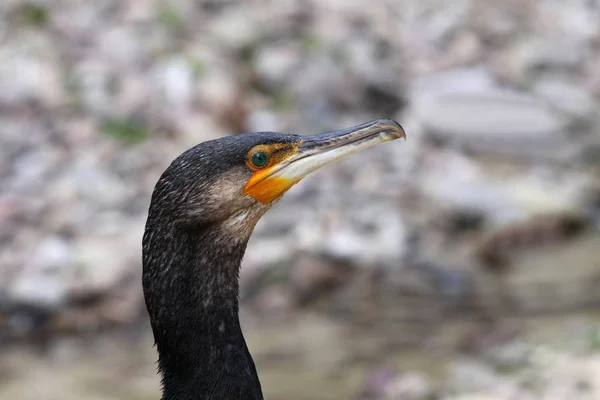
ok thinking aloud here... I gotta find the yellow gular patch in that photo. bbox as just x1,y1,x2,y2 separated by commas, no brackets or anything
243,168,301,204
242,142,301,204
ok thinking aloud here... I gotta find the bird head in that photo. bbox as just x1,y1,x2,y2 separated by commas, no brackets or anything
149,119,405,240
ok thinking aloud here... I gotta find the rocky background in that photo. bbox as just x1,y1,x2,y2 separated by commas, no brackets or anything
2,0,600,399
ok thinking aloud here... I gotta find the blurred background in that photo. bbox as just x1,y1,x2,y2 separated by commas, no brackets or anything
2,0,600,399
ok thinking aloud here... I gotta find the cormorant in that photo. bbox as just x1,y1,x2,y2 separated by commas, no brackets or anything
142,119,406,400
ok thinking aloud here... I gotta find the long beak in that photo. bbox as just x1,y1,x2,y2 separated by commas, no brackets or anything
243,119,406,204
285,118,405,178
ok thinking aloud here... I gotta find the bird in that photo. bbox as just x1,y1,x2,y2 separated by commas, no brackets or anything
142,119,406,400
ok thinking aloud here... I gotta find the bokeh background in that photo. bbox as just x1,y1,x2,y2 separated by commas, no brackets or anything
2,0,600,399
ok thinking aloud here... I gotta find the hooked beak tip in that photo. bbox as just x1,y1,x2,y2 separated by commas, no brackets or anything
298,118,406,152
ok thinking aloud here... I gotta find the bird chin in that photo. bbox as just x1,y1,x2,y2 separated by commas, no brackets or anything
221,205,270,239
243,172,302,205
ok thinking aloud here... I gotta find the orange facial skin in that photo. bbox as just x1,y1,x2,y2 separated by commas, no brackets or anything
242,142,302,204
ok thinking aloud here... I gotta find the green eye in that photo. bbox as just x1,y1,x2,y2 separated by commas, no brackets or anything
250,151,269,168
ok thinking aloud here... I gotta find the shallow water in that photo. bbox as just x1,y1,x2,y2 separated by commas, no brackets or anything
2,309,600,400
3,232,600,399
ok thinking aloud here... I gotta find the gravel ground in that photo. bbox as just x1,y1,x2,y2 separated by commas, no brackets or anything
1,0,600,398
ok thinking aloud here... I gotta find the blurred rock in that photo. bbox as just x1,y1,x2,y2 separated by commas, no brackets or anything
533,78,597,119
178,113,228,147
153,56,193,111
470,0,528,45
251,284,295,316
447,395,507,400
411,66,584,159
420,90,566,152
412,66,497,100
72,59,114,115
116,73,151,114
51,1,103,39
290,256,354,304
246,109,280,132
8,236,73,309
241,237,296,280
358,365,398,399
209,7,262,49
71,232,140,298
73,166,131,208
196,67,239,112
448,360,518,397
493,36,585,86
359,367,433,400
411,261,473,306
418,151,595,225
534,1,599,41
98,26,142,67
438,30,482,68
0,52,65,107
254,43,301,88
293,201,408,265
480,339,531,370
383,372,433,400
11,149,57,190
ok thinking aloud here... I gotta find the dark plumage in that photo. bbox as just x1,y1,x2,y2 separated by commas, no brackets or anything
142,120,405,399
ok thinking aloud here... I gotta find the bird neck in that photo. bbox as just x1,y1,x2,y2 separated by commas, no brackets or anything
142,223,263,400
